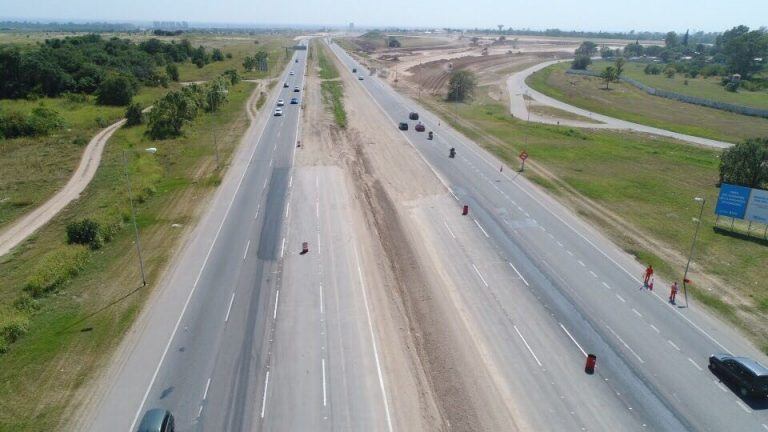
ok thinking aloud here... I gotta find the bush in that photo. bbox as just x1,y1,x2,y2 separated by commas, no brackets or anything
13,296,39,313
664,66,676,78
66,218,103,249
165,63,180,82
212,48,225,61
24,246,89,297
719,137,768,188
644,63,662,75
0,106,63,138
572,55,592,70
125,103,143,126
2,318,29,344
725,81,740,92
223,69,241,85
96,73,137,106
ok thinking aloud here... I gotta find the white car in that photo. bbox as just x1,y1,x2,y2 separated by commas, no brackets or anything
277,99,285,106
358,76,364,80
274,108,283,116
289,71,295,76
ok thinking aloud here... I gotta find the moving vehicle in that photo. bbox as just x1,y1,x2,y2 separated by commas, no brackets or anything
289,71,295,75
137,409,175,432
709,354,768,397
274,108,283,116
283,82,289,88
352,67,357,73
409,112,419,120
428,131,434,140
277,99,285,106
358,76,364,80
415,123,426,132
290,97,299,104
293,86,300,92
398,122,409,131
295,58,299,63
449,147,456,158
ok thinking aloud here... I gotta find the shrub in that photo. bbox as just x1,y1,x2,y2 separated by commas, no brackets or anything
725,81,740,92
0,106,63,138
96,73,137,106
165,63,180,82
13,296,39,313
664,66,676,78
223,69,241,85
125,103,143,126
66,218,103,249
24,246,89,297
572,55,592,70
212,48,225,61
2,318,29,344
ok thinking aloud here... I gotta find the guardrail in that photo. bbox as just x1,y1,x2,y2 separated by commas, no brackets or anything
565,68,768,119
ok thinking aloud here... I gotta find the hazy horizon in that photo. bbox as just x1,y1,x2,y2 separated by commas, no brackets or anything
1,0,766,33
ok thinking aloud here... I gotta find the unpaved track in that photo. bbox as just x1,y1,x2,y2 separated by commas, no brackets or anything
0,117,126,257
507,60,733,148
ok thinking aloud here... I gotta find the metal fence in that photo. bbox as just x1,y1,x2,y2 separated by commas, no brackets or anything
565,68,768,119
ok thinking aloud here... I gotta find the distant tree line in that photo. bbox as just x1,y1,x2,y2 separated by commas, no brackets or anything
0,20,138,32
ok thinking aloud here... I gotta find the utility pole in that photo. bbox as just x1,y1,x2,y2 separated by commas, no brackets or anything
213,130,220,169
122,151,147,287
682,196,706,307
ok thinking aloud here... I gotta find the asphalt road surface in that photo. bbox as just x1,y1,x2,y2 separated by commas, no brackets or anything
329,39,768,431
506,60,732,149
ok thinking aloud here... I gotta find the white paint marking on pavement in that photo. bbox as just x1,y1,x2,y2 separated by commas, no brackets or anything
255,204,260,220
602,282,611,289
606,325,645,363
761,424,768,431
578,260,586,267
508,262,529,286
556,241,563,247
589,270,597,278
243,240,250,261
263,177,268,190
616,294,626,303
289,175,293,188
352,244,394,432
715,380,728,392
197,404,203,418
285,201,291,219
632,308,642,317
203,378,211,400
316,201,320,219
319,283,324,314
559,323,587,357
688,358,703,371
737,401,752,413
443,220,456,239
514,325,542,367
260,371,270,418
650,324,660,333
668,340,681,351
269,158,273,167
225,292,236,323
473,219,490,238
472,264,489,287
273,290,280,320
566,250,574,256
322,358,327,407
280,237,286,258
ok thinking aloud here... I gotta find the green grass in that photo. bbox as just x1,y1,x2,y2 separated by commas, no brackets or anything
0,81,256,431
317,42,340,80
314,41,347,129
0,86,171,231
417,90,768,351
591,60,768,110
527,62,768,142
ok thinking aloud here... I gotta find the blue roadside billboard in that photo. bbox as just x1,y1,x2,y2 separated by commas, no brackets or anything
715,184,752,219
745,188,768,224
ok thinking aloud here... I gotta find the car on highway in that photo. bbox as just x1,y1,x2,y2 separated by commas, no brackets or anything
358,76,364,80
352,67,357,73
290,97,299,104
295,58,299,63
137,409,175,432
415,122,426,132
283,82,289,88
409,112,419,120
398,122,408,131
709,354,768,397
277,99,285,106
289,71,295,75
293,86,300,92
274,108,283,116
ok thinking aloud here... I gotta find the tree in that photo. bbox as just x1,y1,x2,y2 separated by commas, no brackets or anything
165,63,179,82
682,29,689,46
719,138,768,189
720,26,768,78
600,46,613,59
223,68,241,85
665,31,679,48
243,56,256,71
66,219,103,249
571,55,592,70
125,103,143,126
387,37,401,48
446,70,477,102
664,66,676,78
624,41,644,57
212,48,225,61
575,41,598,57
146,90,200,139
205,78,228,112
600,66,617,89
96,73,136,106
614,57,626,79
254,50,269,71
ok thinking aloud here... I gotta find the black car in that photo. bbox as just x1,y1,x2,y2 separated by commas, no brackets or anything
293,86,300,92
709,354,768,397
137,409,175,432
398,122,408,131
290,97,299,104
409,112,419,120
283,82,289,88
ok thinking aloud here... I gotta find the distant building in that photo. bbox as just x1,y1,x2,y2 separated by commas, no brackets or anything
152,21,188,30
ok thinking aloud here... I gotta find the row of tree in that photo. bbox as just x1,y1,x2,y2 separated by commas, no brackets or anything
719,138,768,190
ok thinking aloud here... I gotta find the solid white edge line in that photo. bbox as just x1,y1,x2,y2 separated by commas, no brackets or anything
260,370,270,419
273,290,280,320
514,325,543,367
322,358,327,407
352,243,394,432
508,262,529,286
472,263,489,287
243,240,250,261
224,292,236,323
203,377,211,400
559,323,587,357
473,218,490,238
280,237,286,258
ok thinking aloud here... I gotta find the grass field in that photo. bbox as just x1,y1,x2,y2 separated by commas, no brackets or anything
0,80,256,431
314,41,347,128
590,60,768,110
416,87,768,353
527,62,768,142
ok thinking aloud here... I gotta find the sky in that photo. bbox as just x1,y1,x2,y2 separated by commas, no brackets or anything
1,0,766,32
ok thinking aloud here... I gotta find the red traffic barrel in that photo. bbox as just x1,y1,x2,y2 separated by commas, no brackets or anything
585,354,597,374
462,205,469,216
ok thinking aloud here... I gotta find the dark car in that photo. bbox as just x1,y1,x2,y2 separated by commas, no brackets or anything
352,67,357,73
414,122,426,132
290,97,299,104
398,122,409,131
293,86,300,92
709,354,768,397
283,82,289,88
409,112,419,120
137,409,175,432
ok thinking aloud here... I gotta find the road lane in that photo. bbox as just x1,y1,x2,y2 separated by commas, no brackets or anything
329,39,768,431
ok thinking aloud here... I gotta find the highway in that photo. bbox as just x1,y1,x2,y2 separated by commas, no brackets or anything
328,39,768,431
87,41,393,432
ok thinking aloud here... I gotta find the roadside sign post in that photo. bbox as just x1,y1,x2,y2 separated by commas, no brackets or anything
682,196,706,308
519,150,528,172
